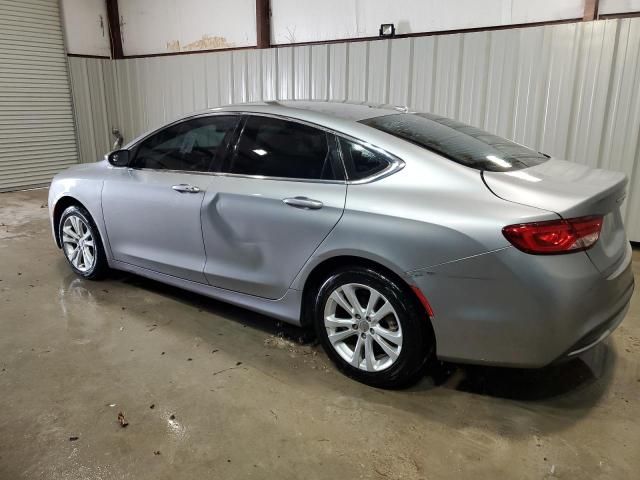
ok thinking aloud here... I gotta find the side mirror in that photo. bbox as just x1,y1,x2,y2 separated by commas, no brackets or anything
107,149,130,167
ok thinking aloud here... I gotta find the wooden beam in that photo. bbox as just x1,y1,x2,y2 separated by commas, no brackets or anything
256,0,271,49
584,0,600,21
105,0,124,59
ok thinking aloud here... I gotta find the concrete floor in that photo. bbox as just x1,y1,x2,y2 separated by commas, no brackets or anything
0,188,639,480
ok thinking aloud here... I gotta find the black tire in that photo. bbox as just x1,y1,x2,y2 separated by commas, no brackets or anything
58,205,109,280
313,266,434,389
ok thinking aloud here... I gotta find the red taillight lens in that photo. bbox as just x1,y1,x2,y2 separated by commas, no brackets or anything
502,216,603,254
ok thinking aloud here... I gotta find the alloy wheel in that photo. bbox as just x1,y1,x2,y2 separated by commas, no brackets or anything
62,215,96,272
323,283,403,372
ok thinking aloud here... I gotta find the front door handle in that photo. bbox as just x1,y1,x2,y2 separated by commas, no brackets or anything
282,196,323,210
172,184,201,193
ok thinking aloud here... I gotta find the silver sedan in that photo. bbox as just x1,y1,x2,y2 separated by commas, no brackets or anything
49,101,635,388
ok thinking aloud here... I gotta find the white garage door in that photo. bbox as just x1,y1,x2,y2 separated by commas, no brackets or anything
0,0,78,192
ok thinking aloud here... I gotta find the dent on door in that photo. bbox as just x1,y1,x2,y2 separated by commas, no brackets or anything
201,177,347,299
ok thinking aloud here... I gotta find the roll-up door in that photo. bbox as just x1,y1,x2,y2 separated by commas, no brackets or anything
0,0,78,192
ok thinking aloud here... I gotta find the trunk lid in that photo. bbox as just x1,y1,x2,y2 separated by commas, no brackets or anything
483,158,629,277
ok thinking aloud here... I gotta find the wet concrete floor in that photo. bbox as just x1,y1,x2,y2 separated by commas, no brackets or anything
1,188,639,479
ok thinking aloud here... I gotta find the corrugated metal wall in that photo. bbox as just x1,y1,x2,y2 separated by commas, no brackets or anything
68,18,640,241
0,0,79,192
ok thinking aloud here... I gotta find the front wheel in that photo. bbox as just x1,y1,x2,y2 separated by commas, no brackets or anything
59,205,109,280
313,266,434,389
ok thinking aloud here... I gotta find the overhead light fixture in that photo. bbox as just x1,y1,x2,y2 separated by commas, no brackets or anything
379,23,395,37
252,148,268,156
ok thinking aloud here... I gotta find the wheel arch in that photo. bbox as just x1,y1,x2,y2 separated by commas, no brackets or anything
52,196,89,248
299,254,435,336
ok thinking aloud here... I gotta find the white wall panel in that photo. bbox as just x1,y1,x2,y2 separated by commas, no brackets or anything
67,18,640,241
271,0,584,44
118,0,256,56
61,0,110,57
600,0,640,14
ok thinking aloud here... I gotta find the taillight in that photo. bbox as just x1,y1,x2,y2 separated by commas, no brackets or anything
502,216,603,255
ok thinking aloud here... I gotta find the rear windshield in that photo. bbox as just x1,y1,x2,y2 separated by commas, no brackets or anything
360,113,549,172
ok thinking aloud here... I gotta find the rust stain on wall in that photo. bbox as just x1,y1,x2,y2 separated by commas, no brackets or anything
166,40,181,52
166,35,233,53
184,35,233,51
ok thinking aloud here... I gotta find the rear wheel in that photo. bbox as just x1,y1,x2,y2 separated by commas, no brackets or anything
59,205,109,280
313,266,434,388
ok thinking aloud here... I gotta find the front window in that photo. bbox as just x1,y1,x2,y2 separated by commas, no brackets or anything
131,116,240,172
360,113,549,172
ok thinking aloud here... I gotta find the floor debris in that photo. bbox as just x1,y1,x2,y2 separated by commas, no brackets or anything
117,412,129,428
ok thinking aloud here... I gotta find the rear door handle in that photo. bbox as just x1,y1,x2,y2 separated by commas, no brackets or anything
282,196,323,210
172,184,201,193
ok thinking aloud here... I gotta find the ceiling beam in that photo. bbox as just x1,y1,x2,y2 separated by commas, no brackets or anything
105,0,124,59
256,0,271,48
584,0,600,21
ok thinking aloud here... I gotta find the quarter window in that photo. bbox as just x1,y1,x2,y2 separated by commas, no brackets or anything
338,138,391,180
131,116,239,172
227,116,342,181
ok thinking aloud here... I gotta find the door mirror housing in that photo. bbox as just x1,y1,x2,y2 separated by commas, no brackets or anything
107,149,130,167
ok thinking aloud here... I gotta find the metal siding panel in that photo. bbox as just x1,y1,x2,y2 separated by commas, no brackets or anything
205,53,222,108
458,32,489,127
311,45,329,100
484,29,519,139
68,18,640,241
261,49,278,101
217,52,234,106
433,34,462,118
411,36,436,112
328,43,347,101
232,50,248,104
277,47,294,100
511,27,547,147
569,21,618,168
538,23,580,159
347,42,368,102
293,46,311,100
388,38,412,107
367,40,389,104
247,49,263,102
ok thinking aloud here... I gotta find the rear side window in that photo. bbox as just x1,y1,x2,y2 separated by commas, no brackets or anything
227,116,342,181
361,113,549,172
338,138,390,180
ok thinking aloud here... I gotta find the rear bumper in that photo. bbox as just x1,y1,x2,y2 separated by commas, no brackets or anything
410,244,634,368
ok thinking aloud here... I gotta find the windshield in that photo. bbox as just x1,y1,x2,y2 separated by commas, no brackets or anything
360,113,549,172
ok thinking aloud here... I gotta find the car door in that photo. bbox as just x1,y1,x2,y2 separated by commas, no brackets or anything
201,115,347,299
102,115,241,283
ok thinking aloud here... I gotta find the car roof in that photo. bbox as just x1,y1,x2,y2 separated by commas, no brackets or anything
125,101,411,151
197,100,406,122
